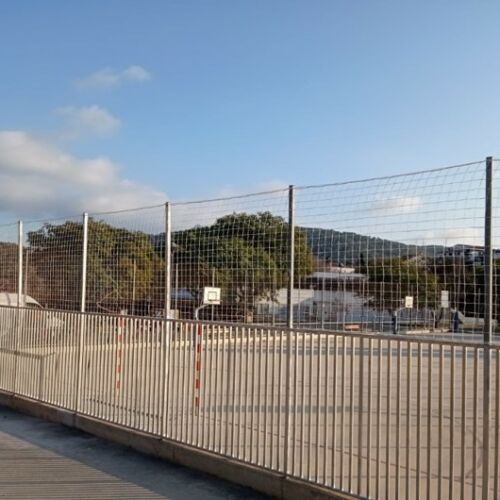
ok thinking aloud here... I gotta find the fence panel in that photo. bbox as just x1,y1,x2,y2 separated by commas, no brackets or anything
0,305,499,498
294,161,488,334
170,190,290,323
2,157,500,498
22,217,83,311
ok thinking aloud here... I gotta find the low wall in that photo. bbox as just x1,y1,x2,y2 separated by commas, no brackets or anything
0,390,354,500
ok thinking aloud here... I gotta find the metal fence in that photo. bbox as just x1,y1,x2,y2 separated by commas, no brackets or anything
1,157,499,339
0,306,499,499
1,157,500,498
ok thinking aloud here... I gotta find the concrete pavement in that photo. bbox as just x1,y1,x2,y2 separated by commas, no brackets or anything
0,404,267,499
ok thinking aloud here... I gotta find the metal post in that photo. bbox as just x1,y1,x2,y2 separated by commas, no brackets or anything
482,157,493,499
17,221,23,307
14,221,23,394
80,213,88,313
162,202,172,438
284,185,295,475
287,185,295,329
165,202,172,319
76,213,88,412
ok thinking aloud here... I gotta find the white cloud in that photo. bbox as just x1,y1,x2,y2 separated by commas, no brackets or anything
372,196,422,214
56,105,121,139
76,65,151,89
121,65,151,82
0,131,166,218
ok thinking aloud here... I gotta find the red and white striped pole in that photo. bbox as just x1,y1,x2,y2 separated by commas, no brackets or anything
116,311,126,391
194,322,203,415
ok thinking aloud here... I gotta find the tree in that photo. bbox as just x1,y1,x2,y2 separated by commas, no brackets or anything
26,219,163,311
172,212,314,316
361,257,440,312
0,242,18,293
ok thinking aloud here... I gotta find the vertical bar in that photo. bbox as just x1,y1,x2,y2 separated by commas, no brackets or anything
438,344,444,499
426,344,433,500
76,213,88,412
80,213,88,313
494,349,499,497
366,338,373,498
405,342,412,500
164,202,172,319
395,341,401,497
14,221,23,395
287,184,295,330
416,342,422,500
473,349,478,497
376,338,382,498
357,336,364,495
323,334,330,485
482,156,493,500
385,339,392,500
17,221,23,307
332,335,338,488
461,346,467,500
340,336,347,491
449,346,455,500
161,204,172,436
284,185,295,475
348,336,355,492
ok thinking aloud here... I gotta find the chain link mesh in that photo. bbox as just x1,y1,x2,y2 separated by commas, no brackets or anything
23,216,83,311
0,223,18,303
1,159,499,337
171,190,290,322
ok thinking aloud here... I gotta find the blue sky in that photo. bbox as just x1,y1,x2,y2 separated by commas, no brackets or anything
1,1,500,220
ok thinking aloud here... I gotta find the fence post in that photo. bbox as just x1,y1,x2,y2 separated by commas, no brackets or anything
483,156,493,499
17,221,23,307
75,213,88,412
13,221,23,394
284,185,295,475
80,213,88,313
287,185,295,329
165,202,172,319
162,202,172,438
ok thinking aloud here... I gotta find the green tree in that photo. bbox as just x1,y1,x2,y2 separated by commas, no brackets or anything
361,257,440,312
172,211,314,315
26,219,163,311
0,242,18,293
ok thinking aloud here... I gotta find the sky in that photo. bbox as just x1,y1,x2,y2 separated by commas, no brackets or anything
1,1,500,222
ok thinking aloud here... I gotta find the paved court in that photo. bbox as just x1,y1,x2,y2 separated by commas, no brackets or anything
0,404,266,499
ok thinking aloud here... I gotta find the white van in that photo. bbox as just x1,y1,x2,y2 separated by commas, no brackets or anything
0,292,43,309
0,293,63,344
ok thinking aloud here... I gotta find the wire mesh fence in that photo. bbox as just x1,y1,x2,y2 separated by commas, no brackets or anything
170,189,290,323
294,160,488,335
22,216,83,311
1,158,500,339
2,157,500,499
0,223,18,305
86,205,166,315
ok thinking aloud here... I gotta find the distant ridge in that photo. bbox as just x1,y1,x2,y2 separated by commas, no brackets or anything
300,227,446,265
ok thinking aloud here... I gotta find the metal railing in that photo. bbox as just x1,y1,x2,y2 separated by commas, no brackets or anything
0,305,499,499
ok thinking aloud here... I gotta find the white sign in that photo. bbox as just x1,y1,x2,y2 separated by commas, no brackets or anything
441,290,450,308
404,296,414,309
202,287,221,305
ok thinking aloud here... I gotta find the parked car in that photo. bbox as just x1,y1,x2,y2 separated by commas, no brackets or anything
0,292,43,309
0,292,64,345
